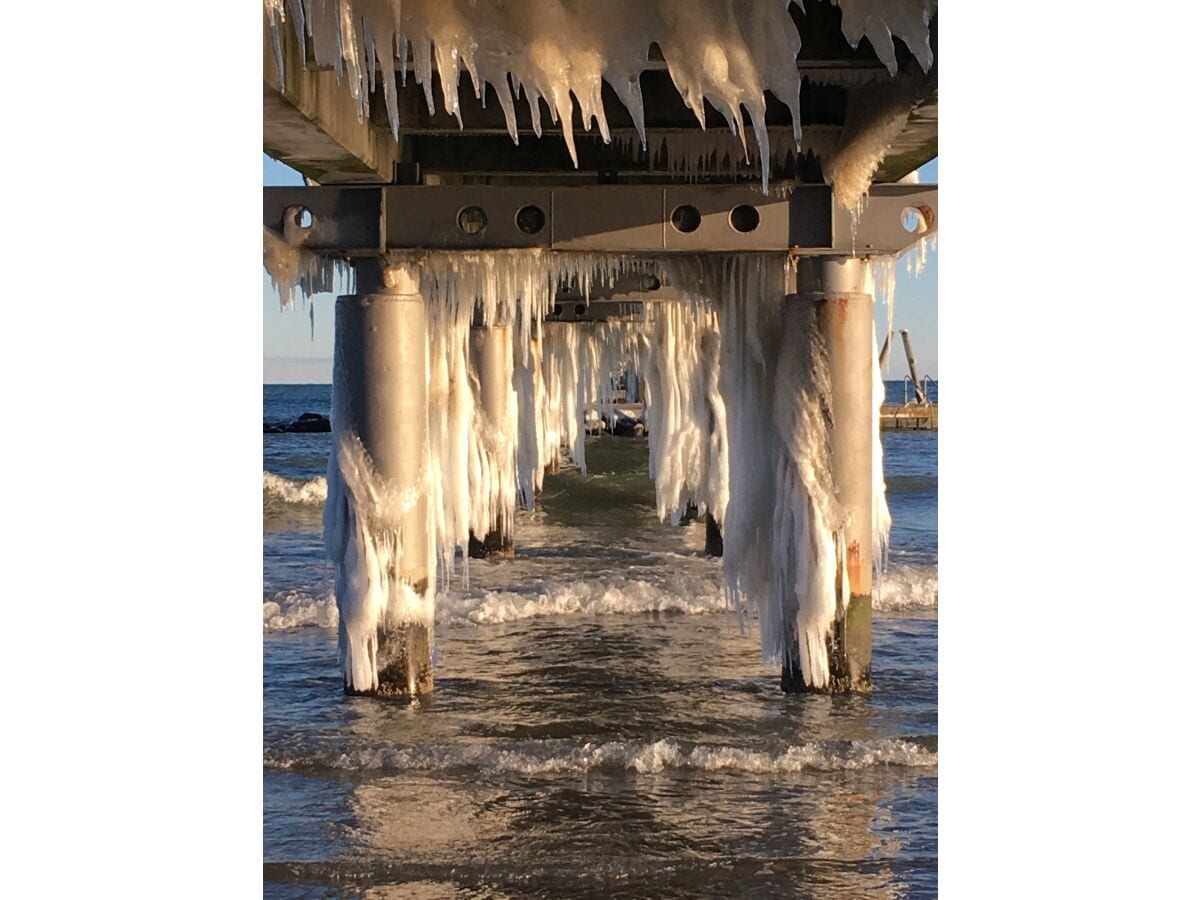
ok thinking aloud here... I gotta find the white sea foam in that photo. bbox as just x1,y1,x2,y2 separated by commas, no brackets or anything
265,737,936,775
875,563,938,611
263,472,328,509
438,575,728,626
263,561,936,631
263,590,339,629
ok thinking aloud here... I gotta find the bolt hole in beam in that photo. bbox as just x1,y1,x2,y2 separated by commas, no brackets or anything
729,204,760,233
901,204,933,235
574,303,587,316
457,205,488,235
515,204,546,235
670,204,702,234
642,275,662,291
291,206,313,230
553,303,564,316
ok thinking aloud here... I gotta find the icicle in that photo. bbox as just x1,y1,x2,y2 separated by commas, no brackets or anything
467,326,518,545
870,320,892,590
266,0,936,197
263,214,353,311
639,300,726,524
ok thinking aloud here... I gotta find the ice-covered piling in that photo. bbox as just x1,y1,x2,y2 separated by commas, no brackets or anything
324,262,435,697
781,257,877,691
468,323,517,558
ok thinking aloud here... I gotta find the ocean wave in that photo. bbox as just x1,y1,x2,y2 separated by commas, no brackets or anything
265,737,936,776
875,564,938,611
438,575,728,626
263,472,327,510
263,563,938,632
263,590,338,629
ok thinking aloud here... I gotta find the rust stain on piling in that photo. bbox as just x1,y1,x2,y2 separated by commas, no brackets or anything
846,540,868,595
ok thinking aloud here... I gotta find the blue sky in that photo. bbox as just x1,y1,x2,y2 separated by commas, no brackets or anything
263,155,937,382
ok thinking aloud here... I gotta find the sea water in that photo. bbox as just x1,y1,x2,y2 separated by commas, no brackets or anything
264,382,938,897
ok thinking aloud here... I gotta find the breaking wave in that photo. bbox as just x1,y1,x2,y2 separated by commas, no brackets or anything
875,563,938,611
263,472,327,511
439,574,728,625
262,563,937,631
263,590,338,630
265,737,937,776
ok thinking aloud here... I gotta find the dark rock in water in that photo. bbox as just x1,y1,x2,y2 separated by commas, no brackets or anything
264,412,332,433
292,412,331,432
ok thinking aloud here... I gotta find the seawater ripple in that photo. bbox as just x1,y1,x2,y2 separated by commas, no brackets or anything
264,737,937,776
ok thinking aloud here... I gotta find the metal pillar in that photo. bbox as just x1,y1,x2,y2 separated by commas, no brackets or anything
899,329,927,404
783,257,874,692
336,261,433,697
469,323,516,558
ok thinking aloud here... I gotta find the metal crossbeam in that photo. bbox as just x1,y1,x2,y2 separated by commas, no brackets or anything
264,183,936,256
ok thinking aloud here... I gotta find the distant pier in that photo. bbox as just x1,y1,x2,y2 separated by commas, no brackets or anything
880,405,938,430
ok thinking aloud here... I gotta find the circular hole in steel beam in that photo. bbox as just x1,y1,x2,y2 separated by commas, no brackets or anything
292,207,313,230
670,204,702,234
729,204,760,233
515,204,546,235
900,205,931,234
574,303,587,316
457,205,488,235
552,303,563,317
642,274,662,291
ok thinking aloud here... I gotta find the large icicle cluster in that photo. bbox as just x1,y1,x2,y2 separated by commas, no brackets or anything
263,221,352,310
264,0,936,195
639,301,729,525
324,249,656,659
468,328,518,545
662,253,895,687
322,246,906,690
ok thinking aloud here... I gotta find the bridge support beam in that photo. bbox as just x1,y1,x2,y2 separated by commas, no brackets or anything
782,256,874,692
334,262,433,697
469,323,516,558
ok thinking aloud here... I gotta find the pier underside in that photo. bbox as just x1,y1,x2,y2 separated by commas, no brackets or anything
264,1,937,698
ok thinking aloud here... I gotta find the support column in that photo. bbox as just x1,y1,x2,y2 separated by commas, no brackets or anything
783,257,874,692
469,323,516,558
334,261,433,697
704,512,724,557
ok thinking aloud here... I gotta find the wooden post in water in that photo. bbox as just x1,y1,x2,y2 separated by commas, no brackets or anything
334,261,434,697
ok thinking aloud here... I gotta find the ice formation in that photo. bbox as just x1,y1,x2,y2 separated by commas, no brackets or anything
639,300,728,525
662,253,897,687
320,244,911,690
263,213,352,310
264,0,936,195
323,416,435,694
467,326,518,544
